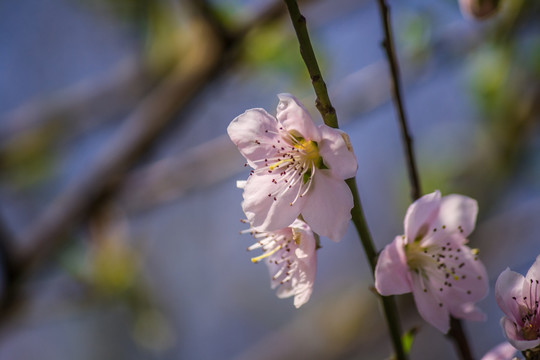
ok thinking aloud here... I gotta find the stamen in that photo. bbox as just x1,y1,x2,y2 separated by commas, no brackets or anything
251,245,282,263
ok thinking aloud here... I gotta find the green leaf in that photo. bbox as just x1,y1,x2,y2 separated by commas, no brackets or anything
402,326,420,354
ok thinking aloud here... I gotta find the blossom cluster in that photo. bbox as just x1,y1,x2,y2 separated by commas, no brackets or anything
228,94,357,307
228,94,540,359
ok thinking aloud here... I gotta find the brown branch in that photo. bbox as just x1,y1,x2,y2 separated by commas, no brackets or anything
0,0,309,327
0,57,161,151
375,0,421,201
375,1,474,358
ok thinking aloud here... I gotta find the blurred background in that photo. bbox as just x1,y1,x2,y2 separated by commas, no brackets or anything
0,0,539,359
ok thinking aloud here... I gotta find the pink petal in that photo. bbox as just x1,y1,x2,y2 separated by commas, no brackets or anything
495,268,525,324
301,170,353,242
411,272,450,333
481,341,517,360
242,172,306,231
227,108,279,168
375,236,412,295
276,94,321,142
524,254,540,300
449,302,486,322
404,190,441,242
435,240,488,306
501,316,540,351
433,194,478,238
318,124,358,180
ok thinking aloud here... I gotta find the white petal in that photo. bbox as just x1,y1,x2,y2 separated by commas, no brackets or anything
268,221,317,308
292,219,316,259
276,94,321,142
318,124,358,180
293,252,317,308
301,170,353,242
242,172,306,231
227,108,280,168
433,194,478,237
404,190,441,241
375,236,412,295
495,268,525,324
411,272,450,333
236,180,246,189
501,316,540,351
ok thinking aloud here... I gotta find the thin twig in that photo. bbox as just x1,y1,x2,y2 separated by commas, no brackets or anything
374,1,474,359
447,317,474,360
283,1,407,359
375,0,421,201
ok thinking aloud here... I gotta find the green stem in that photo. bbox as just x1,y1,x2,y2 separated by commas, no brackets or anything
283,1,407,359
346,179,408,360
283,0,338,129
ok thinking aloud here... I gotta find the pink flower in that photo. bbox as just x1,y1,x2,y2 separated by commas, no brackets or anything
228,94,357,242
495,255,540,351
243,218,317,308
481,342,518,360
375,190,489,333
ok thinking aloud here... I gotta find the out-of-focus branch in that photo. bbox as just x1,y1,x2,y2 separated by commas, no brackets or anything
0,0,311,327
0,57,161,152
120,135,243,212
375,0,421,201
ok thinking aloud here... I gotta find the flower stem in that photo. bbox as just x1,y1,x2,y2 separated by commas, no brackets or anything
447,317,474,360
283,1,407,359
375,0,421,201
374,1,475,358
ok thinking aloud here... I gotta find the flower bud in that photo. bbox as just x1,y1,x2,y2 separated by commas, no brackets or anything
459,0,500,19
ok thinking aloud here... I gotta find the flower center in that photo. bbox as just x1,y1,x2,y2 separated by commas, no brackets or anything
294,139,322,168
522,323,539,341
249,130,327,206
515,278,540,340
404,241,433,272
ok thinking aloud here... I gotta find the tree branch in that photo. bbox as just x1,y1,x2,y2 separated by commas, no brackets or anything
283,0,338,129
375,1,473,358
375,0,421,201
283,1,407,359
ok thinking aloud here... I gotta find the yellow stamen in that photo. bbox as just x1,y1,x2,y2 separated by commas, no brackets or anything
269,158,293,171
251,245,281,263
